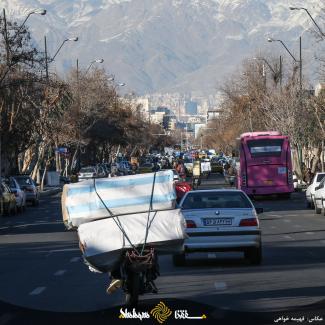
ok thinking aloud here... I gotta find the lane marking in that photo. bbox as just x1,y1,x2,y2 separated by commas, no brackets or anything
29,287,46,295
270,226,277,229
283,220,291,223
283,235,292,240
70,257,80,263
54,270,66,276
306,232,315,235
214,282,227,291
208,253,216,259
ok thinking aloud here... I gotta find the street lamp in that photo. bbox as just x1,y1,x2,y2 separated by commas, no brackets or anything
17,9,46,34
267,36,302,90
85,59,104,75
289,7,325,38
44,36,78,79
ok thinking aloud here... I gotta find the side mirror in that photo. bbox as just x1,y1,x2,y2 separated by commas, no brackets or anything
315,186,320,191
255,207,264,214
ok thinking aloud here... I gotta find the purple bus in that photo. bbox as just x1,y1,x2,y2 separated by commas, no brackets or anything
237,131,294,197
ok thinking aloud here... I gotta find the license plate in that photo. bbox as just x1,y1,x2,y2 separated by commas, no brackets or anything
203,218,232,226
264,180,273,185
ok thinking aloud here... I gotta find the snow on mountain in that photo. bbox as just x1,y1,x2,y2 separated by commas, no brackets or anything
0,0,324,94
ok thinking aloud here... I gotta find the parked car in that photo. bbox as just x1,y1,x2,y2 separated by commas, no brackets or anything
4,177,26,212
0,181,17,215
173,189,263,266
313,177,325,214
13,175,39,206
306,172,325,208
78,166,106,180
117,161,131,175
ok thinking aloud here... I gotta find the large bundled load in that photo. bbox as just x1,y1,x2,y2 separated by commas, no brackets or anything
78,209,186,273
61,170,187,273
62,170,176,229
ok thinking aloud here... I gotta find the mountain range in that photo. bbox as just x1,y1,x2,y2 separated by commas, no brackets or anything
1,0,324,95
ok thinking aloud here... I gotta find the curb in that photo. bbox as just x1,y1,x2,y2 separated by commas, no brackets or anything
39,188,62,198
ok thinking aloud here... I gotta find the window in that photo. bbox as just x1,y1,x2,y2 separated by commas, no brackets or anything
182,191,252,210
316,174,325,182
247,139,284,157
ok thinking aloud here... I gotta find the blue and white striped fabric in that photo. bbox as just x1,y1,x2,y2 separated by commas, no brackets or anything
62,170,176,228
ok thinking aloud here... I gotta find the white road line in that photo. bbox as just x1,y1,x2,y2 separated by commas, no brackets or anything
214,282,227,291
283,235,292,240
208,253,216,259
54,270,66,276
283,219,291,223
270,226,277,229
70,257,80,263
29,287,46,295
306,232,315,235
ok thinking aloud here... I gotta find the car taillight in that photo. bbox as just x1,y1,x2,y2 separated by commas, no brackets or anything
288,170,293,184
186,220,197,228
239,218,258,227
242,173,247,186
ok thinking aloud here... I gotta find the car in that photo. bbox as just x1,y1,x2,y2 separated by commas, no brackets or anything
4,177,26,212
0,181,17,215
306,172,325,208
13,175,39,206
313,177,325,214
117,161,131,175
78,166,106,180
138,163,154,174
173,189,263,266
210,157,224,174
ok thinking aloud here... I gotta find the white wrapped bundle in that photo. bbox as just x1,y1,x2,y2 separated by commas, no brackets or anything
78,209,186,273
62,170,176,228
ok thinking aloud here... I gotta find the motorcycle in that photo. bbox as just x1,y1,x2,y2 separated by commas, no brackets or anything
121,248,159,306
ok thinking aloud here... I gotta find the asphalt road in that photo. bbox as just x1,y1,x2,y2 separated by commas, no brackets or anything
1,175,325,325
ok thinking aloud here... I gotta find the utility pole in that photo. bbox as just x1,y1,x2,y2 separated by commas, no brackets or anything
44,35,49,80
299,36,302,91
279,55,282,88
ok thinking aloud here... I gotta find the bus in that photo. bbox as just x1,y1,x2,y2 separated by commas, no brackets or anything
237,131,294,197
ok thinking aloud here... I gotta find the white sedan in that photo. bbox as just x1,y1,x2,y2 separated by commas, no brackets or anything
306,172,325,208
174,189,262,266
313,177,325,214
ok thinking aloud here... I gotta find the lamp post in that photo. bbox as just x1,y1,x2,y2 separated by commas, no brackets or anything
44,37,78,79
16,9,46,35
289,7,325,38
85,59,104,75
268,37,302,91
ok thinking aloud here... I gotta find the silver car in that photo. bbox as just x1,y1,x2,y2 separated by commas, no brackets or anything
174,189,262,266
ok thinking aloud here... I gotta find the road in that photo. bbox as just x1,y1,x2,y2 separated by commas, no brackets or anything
1,174,325,324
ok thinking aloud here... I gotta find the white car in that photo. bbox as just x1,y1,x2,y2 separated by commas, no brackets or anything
174,189,263,266
5,177,26,212
306,172,325,208
313,177,325,214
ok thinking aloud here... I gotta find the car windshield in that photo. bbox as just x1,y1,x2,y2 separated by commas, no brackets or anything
80,167,95,173
182,191,252,209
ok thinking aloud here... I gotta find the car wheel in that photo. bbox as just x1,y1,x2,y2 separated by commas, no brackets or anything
310,197,315,209
172,253,186,267
245,247,262,265
306,201,311,208
315,202,321,214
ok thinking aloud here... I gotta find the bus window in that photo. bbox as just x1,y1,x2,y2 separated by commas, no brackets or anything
247,139,284,157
